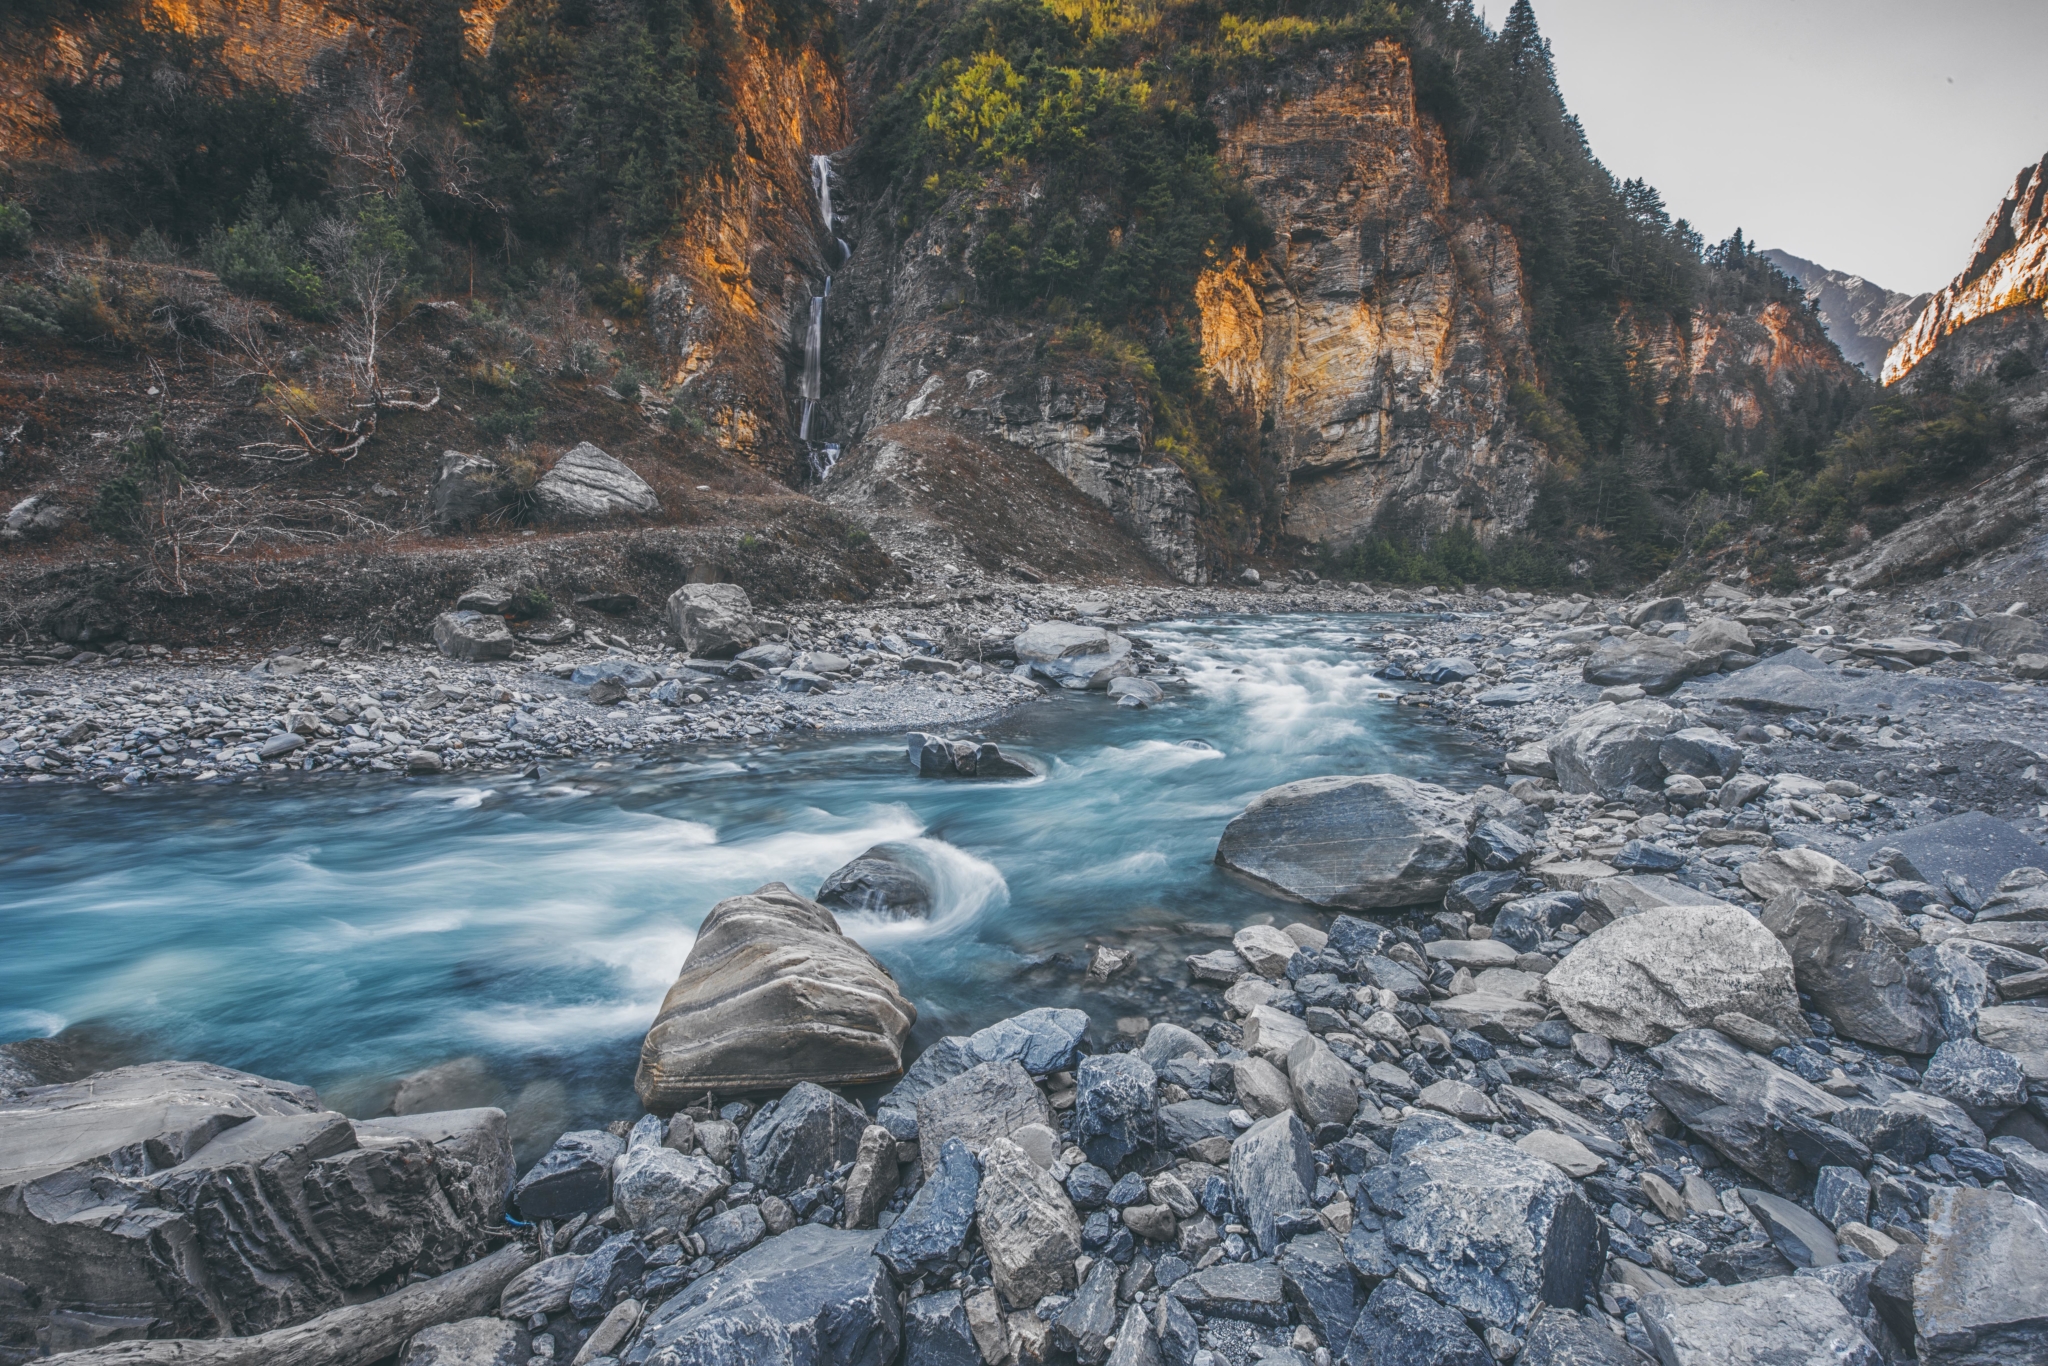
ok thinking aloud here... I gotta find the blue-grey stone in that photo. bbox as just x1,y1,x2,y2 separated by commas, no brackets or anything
876,1037,976,1141
622,1225,898,1366
514,1130,625,1221
738,1081,871,1196
1813,1166,1872,1231
1067,1163,1114,1208
876,1137,979,1279
1159,1100,1236,1153
1075,1053,1159,1171
1107,1172,1149,1207
1468,820,1537,871
1447,870,1523,918
1328,915,1393,962
1230,1112,1315,1256
571,657,660,688
1478,682,1544,706
904,1289,980,1366
1614,841,1685,873
1277,1231,1355,1340
695,1204,766,1260
571,1233,646,1319
966,1008,1091,1076
1342,1279,1492,1366
1922,1038,2030,1126
1168,1261,1289,1325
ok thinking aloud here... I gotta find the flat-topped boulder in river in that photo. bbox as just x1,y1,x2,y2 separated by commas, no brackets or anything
1010,621,1136,690
1215,774,1472,908
635,883,916,1111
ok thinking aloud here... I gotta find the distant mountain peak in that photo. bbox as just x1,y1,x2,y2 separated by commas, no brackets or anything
1762,248,1928,377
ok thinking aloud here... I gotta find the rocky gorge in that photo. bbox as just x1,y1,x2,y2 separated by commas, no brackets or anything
7,565,2048,1366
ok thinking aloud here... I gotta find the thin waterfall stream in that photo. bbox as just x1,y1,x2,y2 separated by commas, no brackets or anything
799,152,843,482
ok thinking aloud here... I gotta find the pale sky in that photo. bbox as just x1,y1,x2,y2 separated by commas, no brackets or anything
1523,0,2048,296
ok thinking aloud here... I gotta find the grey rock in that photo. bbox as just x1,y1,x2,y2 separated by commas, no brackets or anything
1647,1029,1844,1194
1546,904,1802,1046
1055,1258,1119,1364
499,1254,585,1317
816,845,935,920
515,1129,626,1221
1518,1307,1653,1365
966,1007,1092,1076
1277,1231,1355,1341
430,450,512,529
1215,774,1473,909
1760,888,1945,1053
876,1037,974,1142
843,1124,899,1230
1832,1091,1986,1163
1659,727,1745,780
1992,1135,2048,1205
1138,1023,1215,1071
1740,1188,1840,1268
1159,1295,1200,1366
974,1137,1081,1307
1579,875,1726,924
1493,893,1581,952
1921,1039,2030,1127
1468,819,1537,871
1286,1037,1360,1130
904,1289,981,1366
622,1224,899,1366
1973,1004,2048,1082
1814,1167,1872,1231
1230,1112,1315,1256
1637,1276,1881,1366
400,1316,527,1366
570,1232,645,1319
696,1203,767,1260
1074,1053,1159,1170
635,883,916,1109
662,583,759,660
432,610,515,661
1011,621,1135,690
531,443,659,521
1547,701,1684,796
1158,1100,1236,1153
1168,1261,1289,1325
354,1105,516,1230
1106,1303,1163,1366
1913,941,1996,1042
1341,1279,1492,1366
1629,597,1688,626
1856,812,2048,906
737,1081,871,1196
1912,1185,2048,1366
916,1060,1053,1177
1373,1120,1605,1330
570,657,661,688
878,1136,980,1279
1582,635,1694,695
611,1140,725,1233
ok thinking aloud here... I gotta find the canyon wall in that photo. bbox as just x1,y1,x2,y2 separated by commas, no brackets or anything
1763,248,1927,378
1885,151,2048,386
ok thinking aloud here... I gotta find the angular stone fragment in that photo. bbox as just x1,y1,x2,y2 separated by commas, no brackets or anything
1741,848,1867,902
400,1317,527,1366
1518,1306,1653,1365
905,1288,981,1366
623,1224,900,1366
611,1139,725,1234
696,1204,766,1260
1546,904,1802,1046
500,1254,584,1318
916,1061,1052,1178
1547,701,1684,796
663,583,759,659
1760,889,1945,1053
1230,1112,1315,1255
1169,1261,1289,1325
1286,1037,1360,1130
974,1138,1082,1308
878,1137,980,1279
514,1128,625,1220
1921,1039,2029,1127
1582,635,1694,694
1972,1004,2048,1081
876,1037,974,1141
1341,1279,1492,1366
1010,621,1135,690
1074,1053,1159,1171
531,443,659,521
432,610,514,661
1647,1029,1843,1194
966,1007,1092,1077
1277,1231,1355,1341
636,883,916,1109
1215,774,1473,909
1912,1184,2048,1366
1637,1276,1881,1366
844,1124,901,1230
1054,1258,1119,1364
1370,1120,1605,1331
738,1081,871,1196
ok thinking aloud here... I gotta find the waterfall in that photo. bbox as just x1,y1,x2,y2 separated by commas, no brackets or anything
799,153,848,481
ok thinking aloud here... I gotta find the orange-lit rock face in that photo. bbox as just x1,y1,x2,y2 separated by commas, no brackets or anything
1199,43,1543,545
1621,300,1847,435
1885,152,2048,385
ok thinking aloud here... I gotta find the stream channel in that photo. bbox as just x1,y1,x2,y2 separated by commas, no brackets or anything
0,614,1493,1156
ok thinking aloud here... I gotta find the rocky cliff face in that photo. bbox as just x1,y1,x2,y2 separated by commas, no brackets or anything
1762,248,1928,378
1197,43,1543,547
1884,151,2048,386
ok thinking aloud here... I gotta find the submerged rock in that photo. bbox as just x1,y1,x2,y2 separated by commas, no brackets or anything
635,883,916,1110
816,844,936,919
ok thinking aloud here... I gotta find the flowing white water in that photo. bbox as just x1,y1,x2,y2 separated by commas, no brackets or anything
798,153,845,479
0,614,1488,1153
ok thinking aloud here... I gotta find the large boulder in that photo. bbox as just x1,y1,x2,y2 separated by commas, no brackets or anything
965,1008,1091,1077
1581,635,1693,694
1368,1119,1606,1331
1940,613,2046,658
1912,1185,2048,1365
1855,812,2048,906
1973,1005,2048,1081
635,883,916,1111
431,610,514,661
738,1082,872,1196
663,583,760,660
612,1136,725,1235
0,1061,510,1356
1215,774,1472,909
354,1107,516,1229
1636,1277,1881,1366
1547,701,1685,796
621,1224,900,1366
1010,622,1135,690
531,443,660,522
1760,889,1946,1053
974,1137,1082,1307
430,450,512,530
1545,904,1802,1047
1739,848,1866,901
1647,1029,1844,1194
816,845,935,920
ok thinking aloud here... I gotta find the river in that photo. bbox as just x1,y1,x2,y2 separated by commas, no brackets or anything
0,613,1490,1156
